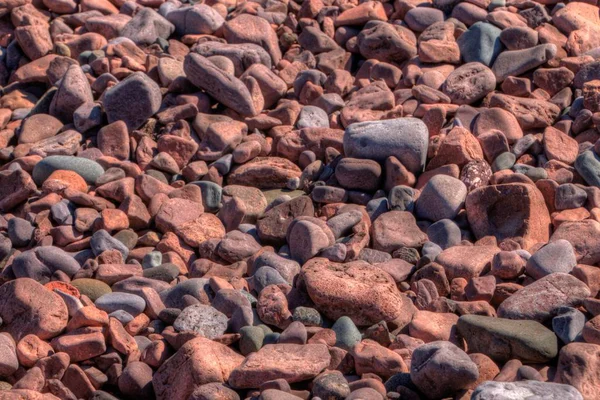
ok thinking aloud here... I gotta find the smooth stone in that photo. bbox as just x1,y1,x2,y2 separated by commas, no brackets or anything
525,240,577,280
497,273,591,323
575,150,600,187
457,22,503,67
95,292,146,317
91,230,129,259
331,316,361,351
552,307,585,344
32,155,104,185
415,175,467,222
492,44,557,83
343,118,429,174
426,219,461,250
472,381,583,400
457,314,558,363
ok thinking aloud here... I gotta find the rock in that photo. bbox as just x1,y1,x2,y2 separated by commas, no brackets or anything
119,361,154,399
287,218,334,265
228,344,331,388
371,211,428,252
223,14,281,64
49,65,93,123
166,4,224,36
466,183,551,250
7,218,33,247
184,53,257,117
472,381,584,400
555,342,600,400
436,245,500,281
575,151,600,188
343,118,428,174
257,196,314,246
0,334,18,377
173,304,228,339
301,258,415,327
312,370,351,400
33,155,104,186
488,93,560,130
121,8,174,45
492,44,557,82
12,246,81,283
103,72,162,131
95,292,146,317
525,240,577,280
553,307,586,344
153,337,244,400
550,220,600,264
457,314,558,363
0,278,68,340
410,341,479,399
415,175,467,222
457,22,503,67
19,114,63,144
357,22,417,64
497,273,591,323
443,62,496,105
331,316,361,351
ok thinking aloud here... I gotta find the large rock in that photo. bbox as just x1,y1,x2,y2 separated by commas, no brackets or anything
472,381,583,400
152,337,244,400
371,211,428,252
173,304,228,339
498,273,591,323
0,278,68,340
410,341,479,399
550,220,600,265
555,343,600,400
228,344,331,388
103,72,162,131
184,53,257,117
12,246,81,284
343,118,428,174
436,245,500,281
301,258,415,327
466,183,551,250
457,315,558,363
415,175,467,222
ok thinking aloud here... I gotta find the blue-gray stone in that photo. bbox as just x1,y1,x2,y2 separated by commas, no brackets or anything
96,292,146,316
190,181,222,212
103,71,163,131
427,219,461,250
51,200,75,225
575,150,600,187
210,154,232,175
492,152,516,172
332,316,361,351
552,307,585,344
32,155,104,185
343,118,428,174
388,186,415,212
526,240,576,280
7,217,34,247
108,310,134,324
492,44,557,83
422,241,443,261
12,246,81,283
367,197,389,221
472,381,583,400
297,105,329,129
238,326,265,355
121,8,175,46
160,278,211,309
142,251,162,269
91,230,129,259
415,175,467,222
457,22,503,67
555,183,587,210
253,266,287,293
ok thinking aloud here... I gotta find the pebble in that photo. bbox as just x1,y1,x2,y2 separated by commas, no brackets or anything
32,155,104,185
95,292,146,317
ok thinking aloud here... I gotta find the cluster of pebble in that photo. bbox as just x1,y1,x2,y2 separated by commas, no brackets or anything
1,0,600,399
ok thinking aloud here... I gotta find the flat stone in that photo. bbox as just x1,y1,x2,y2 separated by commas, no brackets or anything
343,118,428,174
173,304,228,339
228,344,331,388
497,273,591,323
457,314,558,363
472,381,583,400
